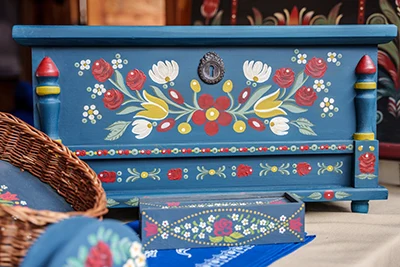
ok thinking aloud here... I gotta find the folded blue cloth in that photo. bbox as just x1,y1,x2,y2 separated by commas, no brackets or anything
126,221,315,267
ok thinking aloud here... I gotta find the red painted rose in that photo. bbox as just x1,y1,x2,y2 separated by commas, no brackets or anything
0,192,19,201
296,162,312,176
237,164,253,177
166,202,180,207
304,57,327,78
294,86,317,106
213,218,233,236
98,171,116,183
103,89,124,110
359,152,376,174
324,190,334,200
201,0,220,19
92,59,114,82
144,221,158,237
85,241,113,267
126,69,146,91
273,68,295,88
168,168,183,180
289,217,303,232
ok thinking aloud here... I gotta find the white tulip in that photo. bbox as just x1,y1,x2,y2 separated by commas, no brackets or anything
132,119,153,139
269,117,290,136
243,60,272,83
149,60,179,84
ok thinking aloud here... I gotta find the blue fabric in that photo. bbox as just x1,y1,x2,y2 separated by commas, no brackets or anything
126,221,315,267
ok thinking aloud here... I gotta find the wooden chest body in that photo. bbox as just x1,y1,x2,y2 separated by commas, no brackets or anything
12,25,397,213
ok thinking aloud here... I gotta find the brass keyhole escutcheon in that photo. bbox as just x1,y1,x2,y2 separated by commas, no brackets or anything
198,52,225,84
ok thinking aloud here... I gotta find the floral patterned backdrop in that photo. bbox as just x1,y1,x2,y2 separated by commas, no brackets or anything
191,0,400,159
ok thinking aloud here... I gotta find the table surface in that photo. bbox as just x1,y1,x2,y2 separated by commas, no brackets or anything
105,182,400,267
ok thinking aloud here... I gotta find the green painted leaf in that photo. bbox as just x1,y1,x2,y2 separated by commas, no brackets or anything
285,71,305,100
308,192,322,200
209,236,223,243
107,198,120,207
97,227,105,240
380,0,400,27
125,197,139,207
335,191,351,199
112,248,122,265
223,236,237,243
230,232,244,239
104,121,131,141
379,42,399,69
281,100,308,113
251,218,256,223
290,193,304,199
294,118,314,127
88,234,97,246
114,70,132,97
117,106,143,115
111,233,120,248
78,246,88,262
66,258,82,267
211,10,224,25
328,2,343,24
103,229,113,242
299,127,317,136
193,221,198,226
356,173,368,180
239,85,272,112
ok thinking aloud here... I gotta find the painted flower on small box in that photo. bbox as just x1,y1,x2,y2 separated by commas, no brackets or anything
356,152,377,180
144,221,158,237
167,168,183,181
0,186,27,207
236,164,253,177
85,241,112,267
98,171,116,183
323,190,335,200
213,218,233,236
296,162,312,176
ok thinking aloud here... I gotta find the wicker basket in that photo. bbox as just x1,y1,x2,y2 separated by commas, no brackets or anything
0,112,108,267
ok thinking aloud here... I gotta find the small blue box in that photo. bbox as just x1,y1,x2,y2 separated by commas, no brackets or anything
139,192,305,250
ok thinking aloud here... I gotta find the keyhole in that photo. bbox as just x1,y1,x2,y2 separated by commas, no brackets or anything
209,65,215,77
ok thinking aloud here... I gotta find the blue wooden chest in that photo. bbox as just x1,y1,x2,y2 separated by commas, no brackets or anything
12,25,397,213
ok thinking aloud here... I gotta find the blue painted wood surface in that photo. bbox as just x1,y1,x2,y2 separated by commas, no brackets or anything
12,25,397,213
139,193,305,250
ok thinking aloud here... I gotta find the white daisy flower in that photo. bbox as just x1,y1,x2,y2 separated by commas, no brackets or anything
161,233,169,239
129,242,143,258
199,222,206,228
208,215,215,222
280,215,287,221
268,222,275,229
327,52,337,63
297,54,307,64
206,226,213,233
199,233,205,239
93,84,106,96
20,201,27,206
1,185,7,190
243,229,251,235
184,223,191,230
235,225,242,231
260,227,267,233
192,227,199,233
251,224,257,230
79,59,91,70
149,60,179,85
184,232,191,238
174,227,181,233
112,58,123,69
242,219,249,226
243,60,272,83
260,219,267,226
82,105,100,123
313,79,325,92
162,220,169,227
279,227,286,234
320,97,335,113
232,214,239,221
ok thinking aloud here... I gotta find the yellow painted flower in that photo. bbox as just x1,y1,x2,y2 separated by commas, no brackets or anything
206,108,220,121
191,79,201,92
209,169,216,175
141,172,149,178
233,120,246,133
223,80,233,93
271,166,278,172
253,89,287,118
135,90,169,121
327,165,334,172
369,146,375,151
178,122,192,134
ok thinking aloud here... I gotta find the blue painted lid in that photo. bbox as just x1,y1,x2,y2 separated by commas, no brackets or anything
12,25,397,47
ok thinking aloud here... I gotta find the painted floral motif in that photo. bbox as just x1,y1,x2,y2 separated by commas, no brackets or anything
295,86,318,106
247,3,343,26
296,162,312,176
197,166,226,180
98,171,117,183
296,54,307,65
87,84,107,99
82,105,101,124
273,68,295,88
142,207,304,248
236,164,253,177
356,152,377,180
0,185,27,207
317,161,343,175
148,60,179,88
259,163,290,176
320,97,339,118
327,52,342,67
126,168,161,182
313,80,325,92
294,190,351,201
131,119,153,140
243,60,272,85
75,59,91,76
65,227,147,267
167,168,183,180
194,0,223,25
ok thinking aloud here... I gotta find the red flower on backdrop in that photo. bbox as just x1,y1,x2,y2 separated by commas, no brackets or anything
248,118,266,131
201,0,220,19
238,88,251,104
213,218,233,236
126,69,146,91
92,59,114,82
157,118,176,132
98,171,116,183
168,89,184,104
166,202,180,207
324,190,334,200
273,68,295,88
192,94,232,136
359,153,376,174
144,221,158,237
167,168,183,180
237,164,253,177
289,217,303,232
305,57,327,78
0,192,19,201
296,162,312,176
103,89,124,110
294,86,317,106
85,241,113,267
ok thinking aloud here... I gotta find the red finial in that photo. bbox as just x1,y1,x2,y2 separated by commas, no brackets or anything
355,55,376,74
36,57,59,77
